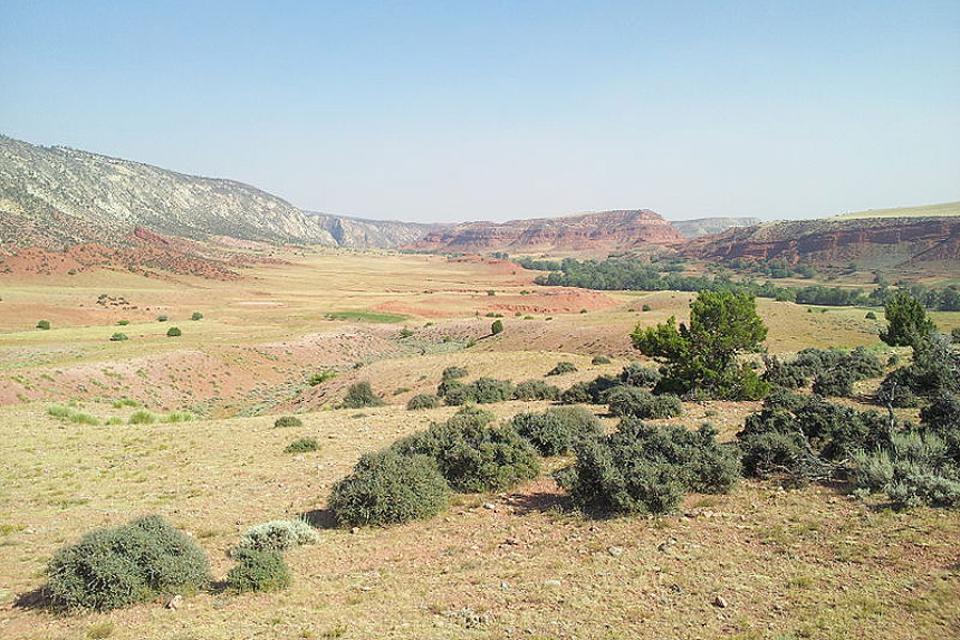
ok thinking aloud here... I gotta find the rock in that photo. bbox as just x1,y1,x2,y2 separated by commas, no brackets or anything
607,546,624,557
166,594,182,610
500,581,510,590
713,595,728,608
482,502,496,510
543,579,562,589
350,526,360,535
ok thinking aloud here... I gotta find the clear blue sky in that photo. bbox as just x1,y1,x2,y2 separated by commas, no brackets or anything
2,1,958,223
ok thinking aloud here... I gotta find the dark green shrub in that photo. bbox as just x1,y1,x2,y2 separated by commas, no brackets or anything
308,370,337,386
491,319,504,335
166,327,181,337
953,327,960,344
329,449,450,526
110,332,128,342
607,387,681,419
437,377,464,399
285,437,319,453
391,406,539,492
46,515,209,611
591,355,611,365
546,361,577,376
880,291,936,348
512,379,561,401
557,421,738,516
156,315,168,322
36,320,50,330
117,319,130,326
511,406,602,455
441,366,468,381
641,304,652,312
273,415,302,428
762,355,808,389
619,362,661,388
227,548,290,592
341,381,384,408
738,390,894,483
865,311,877,320
407,393,441,410
560,375,621,405
444,377,514,405
191,312,203,321
812,367,855,397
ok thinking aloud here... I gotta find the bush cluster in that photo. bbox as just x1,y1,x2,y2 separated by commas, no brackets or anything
607,387,682,419
407,393,441,410
764,347,883,396
341,381,384,408
510,406,602,456
557,420,739,516
546,361,577,376
738,390,894,483
235,519,320,554
877,334,959,407
391,406,540,493
329,449,450,526
273,416,302,428
512,379,561,401
619,362,662,388
591,355,611,365
442,377,515,405
46,515,210,611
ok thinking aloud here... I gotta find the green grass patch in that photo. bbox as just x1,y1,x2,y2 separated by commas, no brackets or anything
325,310,407,324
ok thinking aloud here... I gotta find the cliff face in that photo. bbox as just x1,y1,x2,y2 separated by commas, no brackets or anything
686,216,960,268
672,217,762,239
412,210,684,254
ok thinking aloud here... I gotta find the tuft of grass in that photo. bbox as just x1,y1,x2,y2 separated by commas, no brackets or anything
112,398,140,409
85,621,115,639
128,410,156,425
285,437,320,454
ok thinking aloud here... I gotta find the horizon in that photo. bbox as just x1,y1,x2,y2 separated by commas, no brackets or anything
2,1,959,223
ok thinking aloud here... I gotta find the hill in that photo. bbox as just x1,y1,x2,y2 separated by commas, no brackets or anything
671,216,761,239
835,201,960,219
411,209,684,254
686,215,960,271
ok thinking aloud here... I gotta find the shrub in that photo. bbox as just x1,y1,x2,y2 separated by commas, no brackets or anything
398,326,414,338
511,406,602,455
235,519,320,553
162,411,194,423
865,311,877,320
37,320,50,330
812,367,855,397
391,406,540,492
641,304,652,312
191,312,203,321
308,370,336,386
285,437,319,454
112,398,139,409
444,377,515,405
953,327,960,344
441,366,468,381
512,379,561,401
437,377,465,399
109,332,128,342
880,291,936,348
877,334,960,406
738,390,894,483
156,315,168,322
560,375,621,405
591,355,611,365
557,421,738,516
407,393,441,410
117,320,130,326
619,362,661,388
128,410,156,425
632,291,768,400
854,431,960,508
607,387,681,419
46,515,209,611
341,381,384,408
329,449,450,526
227,548,290,593
274,415,302,428
166,327,182,337
491,319,504,335
761,355,808,389
546,361,577,376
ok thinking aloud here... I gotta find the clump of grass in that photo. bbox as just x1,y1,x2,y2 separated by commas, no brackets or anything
128,410,156,425
274,416,302,428
116,320,130,326
285,437,320,454
109,333,128,342
308,370,337,386
112,398,139,409
36,320,51,330
162,411,194,423
191,312,203,321
47,404,101,425
591,355,612,365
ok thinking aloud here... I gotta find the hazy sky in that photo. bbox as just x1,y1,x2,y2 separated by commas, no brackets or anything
2,1,958,223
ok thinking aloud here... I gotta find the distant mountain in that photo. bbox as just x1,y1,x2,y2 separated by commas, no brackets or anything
305,211,441,249
685,215,960,271
0,135,341,249
411,210,684,254
671,217,762,239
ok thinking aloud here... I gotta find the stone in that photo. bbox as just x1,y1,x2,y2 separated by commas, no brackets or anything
166,594,182,610
713,595,728,608
607,546,624,557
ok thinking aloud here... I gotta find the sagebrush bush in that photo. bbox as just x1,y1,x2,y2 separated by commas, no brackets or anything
546,361,577,376
441,366,468,381
329,449,450,526
191,311,203,321
619,362,662,388
46,515,210,611
235,519,320,553
391,406,540,492
274,415,302,428
738,390,894,483
227,548,291,592
812,367,855,397
877,334,959,407
512,379,561,401
560,375,621,405
854,431,960,508
443,377,515,405
37,319,51,330
166,327,182,337
607,387,681,419
591,355,611,365
110,332,128,342
511,406,602,456
557,420,738,516
407,393,441,410
341,381,384,408
284,437,319,454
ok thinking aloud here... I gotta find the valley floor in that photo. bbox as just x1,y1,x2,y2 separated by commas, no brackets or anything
0,251,958,639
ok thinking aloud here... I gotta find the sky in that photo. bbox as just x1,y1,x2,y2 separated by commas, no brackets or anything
1,1,959,223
